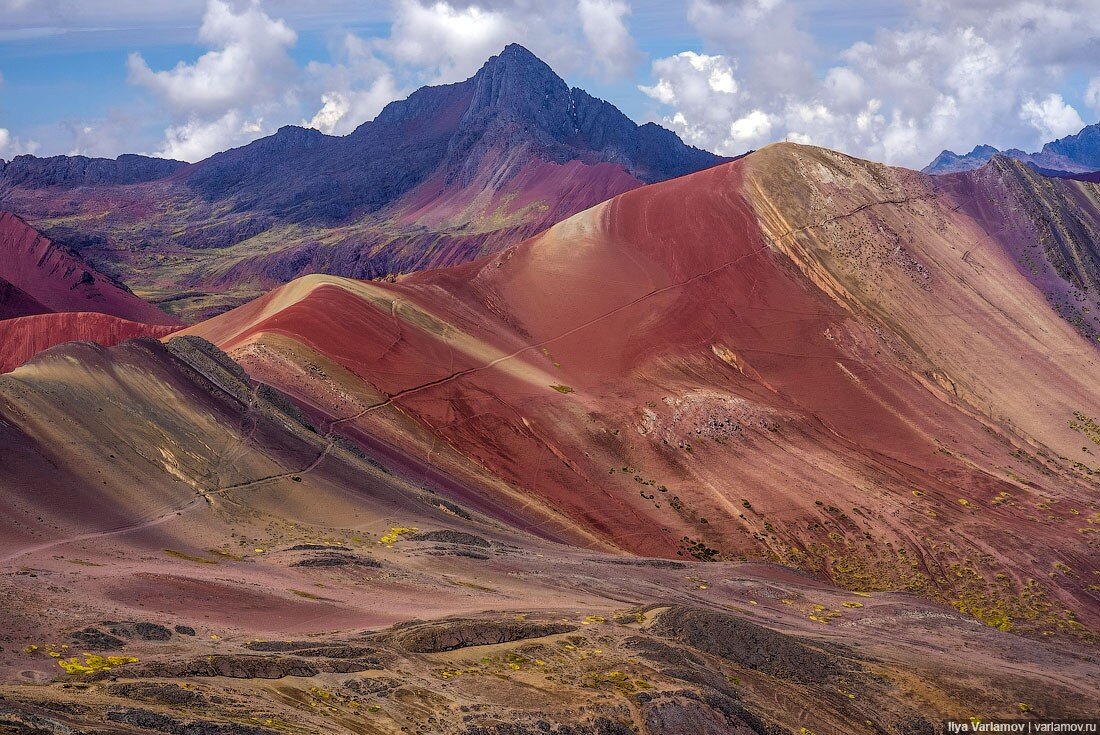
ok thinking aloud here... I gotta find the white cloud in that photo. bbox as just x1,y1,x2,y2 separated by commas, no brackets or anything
1086,77,1100,113
1020,94,1086,142
0,128,39,158
577,0,638,79
640,52,750,150
155,110,266,161
128,0,296,116
642,0,1100,167
303,33,402,135
386,1,516,83
728,109,772,143
127,0,298,160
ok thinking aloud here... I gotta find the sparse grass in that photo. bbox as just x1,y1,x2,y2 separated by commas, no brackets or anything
58,653,138,675
1069,411,1100,445
379,527,417,545
164,549,217,564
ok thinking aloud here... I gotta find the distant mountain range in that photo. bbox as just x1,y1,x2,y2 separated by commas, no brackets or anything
924,121,1100,174
0,44,724,322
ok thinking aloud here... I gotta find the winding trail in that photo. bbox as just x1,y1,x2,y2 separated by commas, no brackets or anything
0,241,774,567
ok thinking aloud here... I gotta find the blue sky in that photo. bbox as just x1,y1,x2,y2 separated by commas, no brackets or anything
1,1,1098,168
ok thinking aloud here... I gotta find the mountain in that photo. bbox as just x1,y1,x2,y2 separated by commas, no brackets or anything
0,45,725,322
0,152,185,188
0,211,180,370
1,336,1093,732
924,121,1100,173
185,44,720,223
181,143,1100,640
0,212,178,324
1,143,1098,731
936,155,1100,341
0,311,177,372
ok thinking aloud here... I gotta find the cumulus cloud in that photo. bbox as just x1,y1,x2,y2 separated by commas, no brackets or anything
385,0,515,82
1087,77,1100,113
642,0,1100,167
578,0,638,78
157,111,264,162
1020,94,1086,142
303,34,402,135
128,0,298,160
375,0,639,85
0,127,40,158
639,53,742,149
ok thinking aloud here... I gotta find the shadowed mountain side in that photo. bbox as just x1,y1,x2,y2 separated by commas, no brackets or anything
0,278,49,320
935,156,1100,342
0,313,178,373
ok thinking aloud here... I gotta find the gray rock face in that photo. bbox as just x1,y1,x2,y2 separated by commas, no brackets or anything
0,153,185,188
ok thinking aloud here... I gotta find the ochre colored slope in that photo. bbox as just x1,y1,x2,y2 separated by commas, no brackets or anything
0,211,178,325
184,144,1100,638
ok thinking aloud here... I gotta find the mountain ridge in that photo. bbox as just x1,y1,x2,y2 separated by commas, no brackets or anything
0,44,725,321
924,121,1100,174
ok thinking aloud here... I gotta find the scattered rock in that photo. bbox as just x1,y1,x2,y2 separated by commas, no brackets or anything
69,628,124,651
129,655,321,679
640,697,755,735
243,641,378,660
648,606,843,684
462,719,634,735
105,682,204,706
174,625,196,636
289,552,381,568
106,621,172,641
106,707,277,735
394,619,576,653
0,708,73,735
410,530,491,548
594,558,687,569
426,548,490,560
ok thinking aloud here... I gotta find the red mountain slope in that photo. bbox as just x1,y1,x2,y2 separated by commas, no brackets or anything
0,211,177,325
185,143,1100,638
0,312,177,373
0,277,49,319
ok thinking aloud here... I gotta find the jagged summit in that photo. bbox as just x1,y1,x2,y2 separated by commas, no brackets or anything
0,152,186,188
924,121,1100,174
1,45,727,320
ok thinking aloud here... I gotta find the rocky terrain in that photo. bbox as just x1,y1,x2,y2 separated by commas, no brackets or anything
0,339,1095,733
